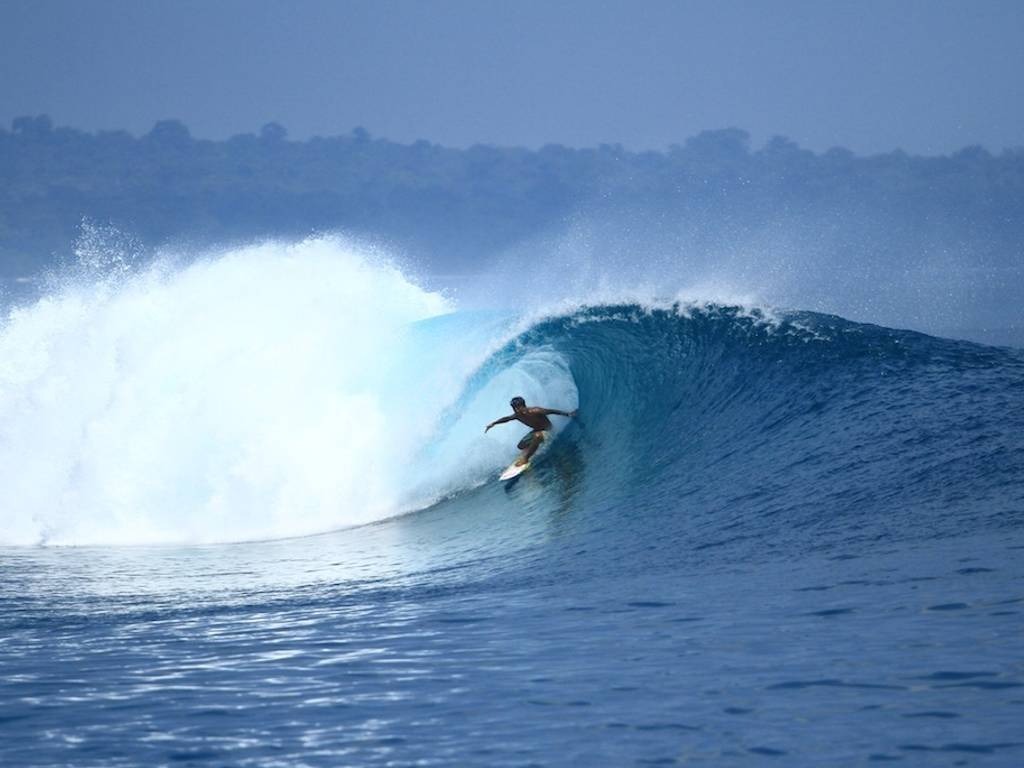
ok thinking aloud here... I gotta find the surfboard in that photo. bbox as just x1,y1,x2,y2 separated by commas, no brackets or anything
499,460,530,481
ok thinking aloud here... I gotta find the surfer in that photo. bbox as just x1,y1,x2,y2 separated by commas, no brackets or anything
485,396,576,466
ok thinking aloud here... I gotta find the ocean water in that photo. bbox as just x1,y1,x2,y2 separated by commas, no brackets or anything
2,238,1023,766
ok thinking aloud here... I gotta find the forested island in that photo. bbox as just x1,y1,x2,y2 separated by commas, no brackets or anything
1,115,1022,281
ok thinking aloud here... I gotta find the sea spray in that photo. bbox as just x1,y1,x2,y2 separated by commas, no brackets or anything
0,236,577,545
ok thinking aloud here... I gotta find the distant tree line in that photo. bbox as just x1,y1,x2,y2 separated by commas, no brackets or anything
1,115,1022,279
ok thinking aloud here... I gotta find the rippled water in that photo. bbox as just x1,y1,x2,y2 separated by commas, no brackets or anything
3,529,1022,766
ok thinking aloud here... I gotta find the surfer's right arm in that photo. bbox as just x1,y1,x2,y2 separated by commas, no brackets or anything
485,415,515,433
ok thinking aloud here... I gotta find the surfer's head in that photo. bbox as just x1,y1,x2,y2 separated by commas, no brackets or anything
510,396,526,411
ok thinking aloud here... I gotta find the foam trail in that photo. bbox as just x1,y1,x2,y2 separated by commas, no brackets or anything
0,237,578,546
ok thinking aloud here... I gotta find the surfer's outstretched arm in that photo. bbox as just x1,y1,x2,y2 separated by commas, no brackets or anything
485,415,515,432
539,408,577,418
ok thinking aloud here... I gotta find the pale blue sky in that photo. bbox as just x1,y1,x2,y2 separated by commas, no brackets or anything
2,0,1022,154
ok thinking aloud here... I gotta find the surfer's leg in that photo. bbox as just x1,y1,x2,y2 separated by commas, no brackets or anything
521,431,546,462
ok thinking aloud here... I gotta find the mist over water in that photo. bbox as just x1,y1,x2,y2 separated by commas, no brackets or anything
460,212,1023,346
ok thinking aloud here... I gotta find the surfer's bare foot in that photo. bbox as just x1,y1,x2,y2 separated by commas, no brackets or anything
515,457,528,466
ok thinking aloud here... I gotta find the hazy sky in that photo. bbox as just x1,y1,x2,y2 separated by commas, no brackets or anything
2,0,1022,155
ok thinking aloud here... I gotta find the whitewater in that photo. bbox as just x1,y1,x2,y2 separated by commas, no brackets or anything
0,238,579,545
2,236,1023,766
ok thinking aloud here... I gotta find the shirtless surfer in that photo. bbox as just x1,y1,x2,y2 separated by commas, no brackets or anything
485,396,577,466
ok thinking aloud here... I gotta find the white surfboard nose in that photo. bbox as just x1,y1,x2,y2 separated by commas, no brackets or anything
499,461,530,481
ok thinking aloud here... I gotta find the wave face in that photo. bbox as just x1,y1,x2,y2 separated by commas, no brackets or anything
497,305,1024,570
1,239,1021,551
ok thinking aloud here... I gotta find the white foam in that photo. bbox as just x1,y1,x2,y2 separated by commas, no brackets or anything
0,236,578,546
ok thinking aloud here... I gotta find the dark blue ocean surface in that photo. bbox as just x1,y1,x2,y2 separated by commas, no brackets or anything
2,302,1023,766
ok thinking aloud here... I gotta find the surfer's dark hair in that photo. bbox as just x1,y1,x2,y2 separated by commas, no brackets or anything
510,396,526,408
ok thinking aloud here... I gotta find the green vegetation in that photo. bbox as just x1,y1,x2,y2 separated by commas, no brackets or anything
1,116,1022,278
